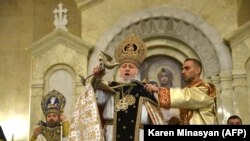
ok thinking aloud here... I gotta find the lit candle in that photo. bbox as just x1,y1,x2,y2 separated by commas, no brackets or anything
11,133,14,141
61,123,62,141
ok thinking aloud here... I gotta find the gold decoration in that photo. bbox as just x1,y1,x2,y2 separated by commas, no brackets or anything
41,90,66,116
68,82,104,141
115,85,136,111
40,126,61,141
115,98,129,111
115,35,147,68
115,95,136,112
124,94,136,105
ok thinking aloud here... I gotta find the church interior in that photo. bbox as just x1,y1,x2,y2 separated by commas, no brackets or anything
1,0,250,140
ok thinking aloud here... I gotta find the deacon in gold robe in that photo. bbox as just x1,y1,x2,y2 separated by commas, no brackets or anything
145,58,217,125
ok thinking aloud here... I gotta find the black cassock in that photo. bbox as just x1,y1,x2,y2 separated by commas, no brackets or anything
109,80,157,141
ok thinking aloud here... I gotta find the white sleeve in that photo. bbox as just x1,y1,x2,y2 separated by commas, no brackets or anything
96,90,110,106
36,135,47,141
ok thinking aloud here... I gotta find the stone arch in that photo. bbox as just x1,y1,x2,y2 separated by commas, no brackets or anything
90,6,232,79
141,37,200,86
44,63,76,93
245,58,250,115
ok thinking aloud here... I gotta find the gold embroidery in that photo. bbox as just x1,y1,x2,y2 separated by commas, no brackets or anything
115,35,147,68
180,109,193,125
158,87,170,108
179,80,215,125
41,126,61,141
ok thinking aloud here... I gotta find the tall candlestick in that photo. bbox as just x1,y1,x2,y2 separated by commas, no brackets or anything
11,133,14,141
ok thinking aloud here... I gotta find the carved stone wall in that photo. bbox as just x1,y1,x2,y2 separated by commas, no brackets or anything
27,29,92,134
224,21,250,124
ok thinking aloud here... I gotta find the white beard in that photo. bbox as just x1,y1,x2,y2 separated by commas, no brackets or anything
118,73,141,83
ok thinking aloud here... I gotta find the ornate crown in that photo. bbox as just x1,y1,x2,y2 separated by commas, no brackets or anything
115,35,147,68
41,90,66,116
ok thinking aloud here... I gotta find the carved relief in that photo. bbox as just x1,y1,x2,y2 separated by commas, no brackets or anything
105,17,219,77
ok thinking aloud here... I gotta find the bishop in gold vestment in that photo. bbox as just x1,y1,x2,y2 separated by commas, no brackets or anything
30,90,70,141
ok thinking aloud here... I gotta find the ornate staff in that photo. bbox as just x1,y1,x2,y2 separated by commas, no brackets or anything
79,51,119,85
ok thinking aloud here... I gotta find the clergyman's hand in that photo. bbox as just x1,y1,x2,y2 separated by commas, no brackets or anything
93,65,105,78
60,113,68,122
32,126,41,139
144,83,159,94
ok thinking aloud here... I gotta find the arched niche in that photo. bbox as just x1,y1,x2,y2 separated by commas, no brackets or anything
44,64,76,119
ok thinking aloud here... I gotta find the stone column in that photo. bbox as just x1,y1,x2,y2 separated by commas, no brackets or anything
232,70,249,123
210,75,222,123
219,72,234,124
